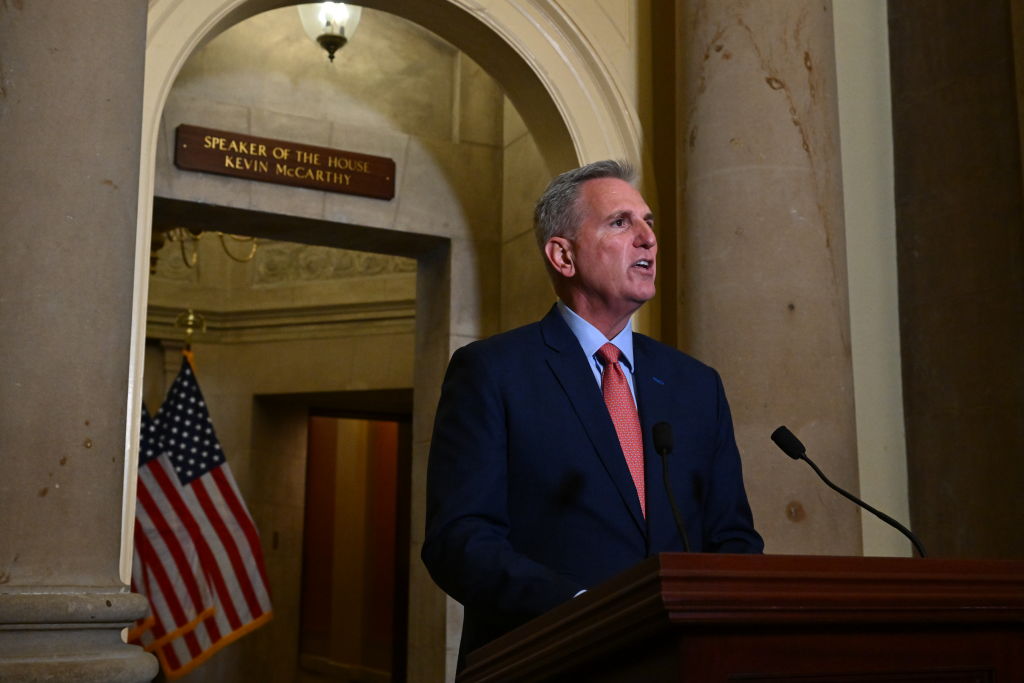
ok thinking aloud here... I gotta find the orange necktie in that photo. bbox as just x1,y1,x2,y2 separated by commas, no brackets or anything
597,343,645,516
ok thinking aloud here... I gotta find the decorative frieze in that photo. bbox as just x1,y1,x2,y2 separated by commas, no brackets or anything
253,242,415,286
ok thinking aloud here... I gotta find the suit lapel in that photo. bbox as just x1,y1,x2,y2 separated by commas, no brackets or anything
539,307,647,534
633,337,673,453
633,335,678,545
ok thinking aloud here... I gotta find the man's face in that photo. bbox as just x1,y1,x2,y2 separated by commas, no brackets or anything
559,177,657,321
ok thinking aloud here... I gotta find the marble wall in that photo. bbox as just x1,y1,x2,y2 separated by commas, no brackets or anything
675,0,860,555
0,2,157,681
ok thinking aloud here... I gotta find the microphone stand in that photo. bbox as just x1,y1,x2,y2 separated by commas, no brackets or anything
771,426,927,558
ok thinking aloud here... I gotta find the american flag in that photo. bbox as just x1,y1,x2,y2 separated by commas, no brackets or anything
133,357,273,679
129,404,215,650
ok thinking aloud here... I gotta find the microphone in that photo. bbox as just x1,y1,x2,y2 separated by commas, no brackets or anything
770,426,927,558
653,422,691,552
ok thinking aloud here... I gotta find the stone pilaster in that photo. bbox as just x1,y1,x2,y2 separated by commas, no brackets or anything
677,0,861,554
0,1,157,680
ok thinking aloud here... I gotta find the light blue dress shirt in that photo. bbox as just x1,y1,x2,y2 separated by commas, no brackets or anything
556,301,637,404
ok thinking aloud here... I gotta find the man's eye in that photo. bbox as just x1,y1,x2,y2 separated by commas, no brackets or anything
613,218,625,227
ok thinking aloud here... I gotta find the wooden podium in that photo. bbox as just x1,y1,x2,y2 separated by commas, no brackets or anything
458,554,1024,682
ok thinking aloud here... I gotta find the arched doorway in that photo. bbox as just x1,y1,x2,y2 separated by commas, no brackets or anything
130,2,642,679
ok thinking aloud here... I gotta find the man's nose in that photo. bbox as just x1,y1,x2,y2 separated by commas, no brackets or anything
634,222,656,249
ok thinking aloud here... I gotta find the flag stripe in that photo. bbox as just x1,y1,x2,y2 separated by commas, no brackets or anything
133,516,214,654
204,470,270,611
180,621,205,659
132,515,163,641
192,476,265,619
212,467,273,593
128,527,156,643
160,636,183,672
172,617,213,669
133,520,191,641
149,456,234,636
142,458,223,641
177,480,245,631
136,528,208,658
136,473,209,613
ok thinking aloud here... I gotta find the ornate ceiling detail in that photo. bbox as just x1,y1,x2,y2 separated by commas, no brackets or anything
253,242,415,286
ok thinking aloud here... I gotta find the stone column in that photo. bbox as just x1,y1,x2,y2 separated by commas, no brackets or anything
0,2,157,681
677,0,861,553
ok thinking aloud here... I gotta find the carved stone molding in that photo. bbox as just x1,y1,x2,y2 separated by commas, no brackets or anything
146,300,415,344
0,588,156,683
253,243,416,286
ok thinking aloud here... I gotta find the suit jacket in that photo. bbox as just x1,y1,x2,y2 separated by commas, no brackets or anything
421,305,762,660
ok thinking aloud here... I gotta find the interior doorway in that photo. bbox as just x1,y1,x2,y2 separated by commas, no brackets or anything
144,190,430,681
298,396,412,683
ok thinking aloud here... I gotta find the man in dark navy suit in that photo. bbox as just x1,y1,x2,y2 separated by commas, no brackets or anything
422,160,763,664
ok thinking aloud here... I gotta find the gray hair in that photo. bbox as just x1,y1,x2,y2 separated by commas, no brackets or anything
533,159,637,251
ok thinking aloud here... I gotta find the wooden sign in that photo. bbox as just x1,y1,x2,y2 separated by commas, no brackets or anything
174,124,395,200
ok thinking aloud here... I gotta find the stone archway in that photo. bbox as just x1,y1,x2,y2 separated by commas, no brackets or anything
130,2,643,679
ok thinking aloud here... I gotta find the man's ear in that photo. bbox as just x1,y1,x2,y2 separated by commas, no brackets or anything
544,236,575,278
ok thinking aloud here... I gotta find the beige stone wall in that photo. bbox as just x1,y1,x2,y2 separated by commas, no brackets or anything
0,2,158,680
676,0,860,556
500,101,557,330
170,7,458,140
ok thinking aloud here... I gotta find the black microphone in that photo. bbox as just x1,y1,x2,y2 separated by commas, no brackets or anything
770,426,927,558
653,422,691,552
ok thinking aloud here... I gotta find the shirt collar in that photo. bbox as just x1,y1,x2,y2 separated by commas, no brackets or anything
556,301,635,372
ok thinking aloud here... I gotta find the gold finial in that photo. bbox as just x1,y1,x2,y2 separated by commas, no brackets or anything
174,309,207,349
